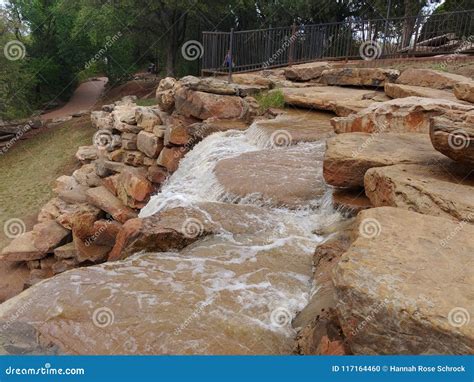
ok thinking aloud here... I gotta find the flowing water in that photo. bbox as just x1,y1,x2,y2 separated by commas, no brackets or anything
0,119,345,355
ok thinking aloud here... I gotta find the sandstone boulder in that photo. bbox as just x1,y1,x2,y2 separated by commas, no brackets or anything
333,207,474,354
0,221,70,262
384,83,459,102
121,132,137,150
75,146,98,163
323,133,446,188
365,162,474,222
115,167,154,209
157,77,177,92
175,88,251,120
72,164,101,187
156,89,175,112
135,107,161,131
454,82,474,103
230,73,274,88
136,131,164,158
280,86,381,117
86,186,137,224
164,124,192,146
293,221,354,355
112,106,138,125
430,116,474,166
54,242,78,260
157,147,187,173
147,165,168,184
396,68,471,90
284,62,332,81
122,150,145,167
73,235,111,264
181,76,267,97
109,202,277,261
214,143,326,207
332,189,372,215
0,234,311,355
91,111,113,130
321,68,399,87
113,122,141,134
94,160,126,178
332,97,474,134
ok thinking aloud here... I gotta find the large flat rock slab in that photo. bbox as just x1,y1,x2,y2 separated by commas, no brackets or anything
323,133,446,188
332,96,474,134
430,116,474,166
320,68,399,87
333,207,474,354
396,68,472,90
384,83,459,102
0,226,316,354
214,143,326,207
284,62,333,81
281,86,382,117
175,88,255,120
365,163,474,222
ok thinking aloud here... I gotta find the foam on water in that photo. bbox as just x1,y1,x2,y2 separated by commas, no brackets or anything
136,124,344,345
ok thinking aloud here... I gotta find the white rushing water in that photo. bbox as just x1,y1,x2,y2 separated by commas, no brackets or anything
135,123,344,350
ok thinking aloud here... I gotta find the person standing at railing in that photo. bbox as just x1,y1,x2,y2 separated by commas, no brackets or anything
223,50,235,68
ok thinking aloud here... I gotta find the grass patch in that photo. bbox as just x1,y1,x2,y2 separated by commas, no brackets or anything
0,117,95,249
136,98,158,106
255,90,285,112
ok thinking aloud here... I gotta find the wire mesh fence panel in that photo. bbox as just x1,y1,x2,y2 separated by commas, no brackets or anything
202,10,473,74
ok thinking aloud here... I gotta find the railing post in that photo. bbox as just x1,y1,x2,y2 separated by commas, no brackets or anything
228,28,234,83
289,23,296,65
345,22,352,61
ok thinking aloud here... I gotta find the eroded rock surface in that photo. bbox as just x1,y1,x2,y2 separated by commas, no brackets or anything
333,207,474,354
430,116,474,166
384,83,459,102
396,68,471,90
323,133,446,188
365,162,474,222
332,97,473,134
320,68,399,87
281,86,381,117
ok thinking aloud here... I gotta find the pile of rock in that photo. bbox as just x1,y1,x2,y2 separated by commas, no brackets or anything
296,67,474,355
0,76,261,287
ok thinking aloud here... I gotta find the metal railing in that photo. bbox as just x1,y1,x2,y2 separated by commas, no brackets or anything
202,10,474,75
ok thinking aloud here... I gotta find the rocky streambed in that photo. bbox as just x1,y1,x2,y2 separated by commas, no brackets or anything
1,64,473,355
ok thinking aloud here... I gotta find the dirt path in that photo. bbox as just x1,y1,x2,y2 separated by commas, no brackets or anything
41,77,108,120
